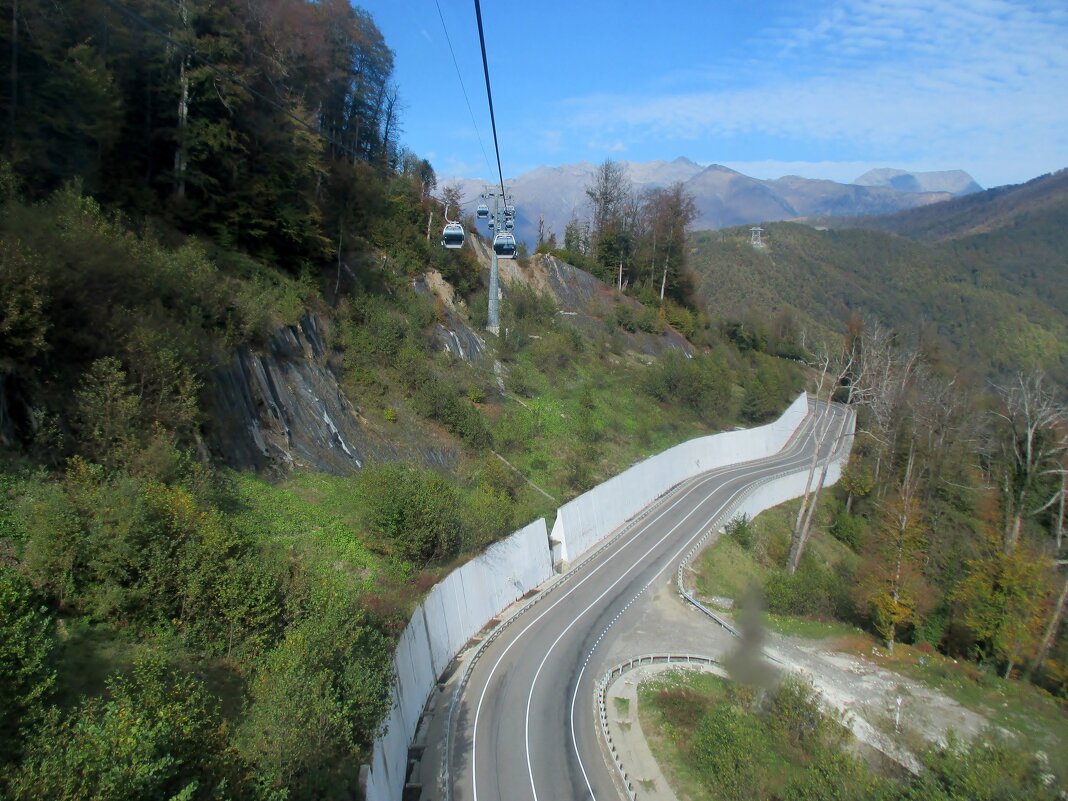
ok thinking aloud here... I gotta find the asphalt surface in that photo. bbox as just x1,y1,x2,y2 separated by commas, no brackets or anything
446,403,845,801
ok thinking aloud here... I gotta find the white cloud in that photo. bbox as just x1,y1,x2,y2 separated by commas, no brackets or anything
556,0,1068,186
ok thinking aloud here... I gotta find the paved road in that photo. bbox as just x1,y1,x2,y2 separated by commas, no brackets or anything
446,403,846,801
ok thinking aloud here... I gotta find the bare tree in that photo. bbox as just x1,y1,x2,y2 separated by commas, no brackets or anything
860,323,919,488
787,337,864,574
1033,564,1068,676
989,373,1068,554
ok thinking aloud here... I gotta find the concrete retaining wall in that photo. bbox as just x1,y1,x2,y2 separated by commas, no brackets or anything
363,392,838,801
363,517,552,801
549,392,810,566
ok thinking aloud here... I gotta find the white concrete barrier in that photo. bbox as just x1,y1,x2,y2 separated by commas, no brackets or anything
549,392,810,566
363,517,552,801
363,392,831,801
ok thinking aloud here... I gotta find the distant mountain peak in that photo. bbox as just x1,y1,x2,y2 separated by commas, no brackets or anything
854,168,982,196
444,157,985,245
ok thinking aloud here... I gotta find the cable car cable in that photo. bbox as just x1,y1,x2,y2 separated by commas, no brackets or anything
472,0,507,200
434,0,494,179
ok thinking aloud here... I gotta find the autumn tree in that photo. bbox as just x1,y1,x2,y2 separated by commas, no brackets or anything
856,445,929,651
953,536,1050,678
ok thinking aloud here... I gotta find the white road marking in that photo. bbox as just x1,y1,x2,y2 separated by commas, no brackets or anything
465,407,831,801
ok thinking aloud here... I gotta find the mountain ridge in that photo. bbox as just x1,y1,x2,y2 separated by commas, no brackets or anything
444,159,978,245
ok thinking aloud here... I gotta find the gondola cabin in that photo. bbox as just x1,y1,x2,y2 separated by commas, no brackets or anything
441,223,465,249
492,232,517,259
476,203,490,219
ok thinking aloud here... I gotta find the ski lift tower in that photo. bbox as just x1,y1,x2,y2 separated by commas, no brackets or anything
482,184,509,335
750,225,765,249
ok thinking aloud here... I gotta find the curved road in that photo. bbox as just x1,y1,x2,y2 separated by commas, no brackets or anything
445,402,847,801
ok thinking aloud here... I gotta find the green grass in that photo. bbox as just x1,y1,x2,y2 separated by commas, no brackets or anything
763,613,865,640
494,344,727,501
695,536,763,602
227,470,391,583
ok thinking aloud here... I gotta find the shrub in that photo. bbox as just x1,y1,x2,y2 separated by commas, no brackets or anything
11,657,240,801
830,509,862,549
763,559,854,620
692,704,765,800
358,464,466,564
726,514,754,550
0,567,56,765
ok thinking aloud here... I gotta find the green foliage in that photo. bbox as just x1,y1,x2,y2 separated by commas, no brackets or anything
646,669,1065,801
916,732,1062,801
951,543,1048,672
829,507,863,549
726,514,754,550
767,676,846,752
688,219,1068,385
0,566,56,765
10,656,241,801
762,558,854,621
358,463,465,564
642,349,733,421
238,590,392,797
0,238,49,370
692,702,765,800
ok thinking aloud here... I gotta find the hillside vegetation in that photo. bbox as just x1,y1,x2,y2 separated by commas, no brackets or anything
688,215,1068,383
0,2,810,798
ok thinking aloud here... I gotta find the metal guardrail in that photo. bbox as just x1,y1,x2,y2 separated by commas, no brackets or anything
596,654,723,801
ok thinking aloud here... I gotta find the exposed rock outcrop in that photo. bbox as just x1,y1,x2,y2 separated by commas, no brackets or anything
207,313,381,474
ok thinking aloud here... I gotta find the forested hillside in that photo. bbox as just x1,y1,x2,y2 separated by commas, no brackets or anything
679,171,1068,752
687,215,1068,384
0,3,809,798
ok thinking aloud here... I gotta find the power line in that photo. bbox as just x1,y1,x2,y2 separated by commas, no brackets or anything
434,0,494,179
472,0,507,200
98,0,363,162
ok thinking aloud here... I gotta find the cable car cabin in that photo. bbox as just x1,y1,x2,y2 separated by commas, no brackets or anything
476,203,490,219
504,204,516,219
504,218,515,231
441,223,465,249
492,232,517,259
488,219,495,230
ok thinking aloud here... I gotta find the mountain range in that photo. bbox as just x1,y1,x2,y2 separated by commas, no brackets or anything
684,169,1068,383
445,158,982,245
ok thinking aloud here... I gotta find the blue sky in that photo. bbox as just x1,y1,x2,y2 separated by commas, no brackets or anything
361,0,1067,188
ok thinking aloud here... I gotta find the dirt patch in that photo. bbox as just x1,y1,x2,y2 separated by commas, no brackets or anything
767,635,991,771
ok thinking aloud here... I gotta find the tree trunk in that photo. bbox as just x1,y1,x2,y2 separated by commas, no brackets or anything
8,0,16,153
174,0,189,198
1032,569,1068,674
1005,511,1023,555
1056,473,1065,553
792,407,851,572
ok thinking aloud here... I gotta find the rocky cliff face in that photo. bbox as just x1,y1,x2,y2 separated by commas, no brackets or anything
207,313,383,474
